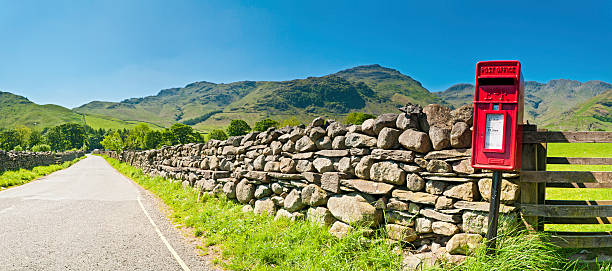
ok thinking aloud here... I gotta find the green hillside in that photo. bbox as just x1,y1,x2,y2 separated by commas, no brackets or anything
436,80,612,129
75,65,442,131
544,89,612,131
0,91,83,129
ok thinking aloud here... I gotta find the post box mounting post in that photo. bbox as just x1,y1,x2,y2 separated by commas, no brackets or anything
486,171,503,254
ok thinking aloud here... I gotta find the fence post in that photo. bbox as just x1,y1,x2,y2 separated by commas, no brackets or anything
520,125,547,231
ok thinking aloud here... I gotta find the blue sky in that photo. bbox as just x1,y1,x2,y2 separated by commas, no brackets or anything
1,0,611,108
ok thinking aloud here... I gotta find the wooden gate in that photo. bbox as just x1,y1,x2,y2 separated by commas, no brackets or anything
519,126,612,248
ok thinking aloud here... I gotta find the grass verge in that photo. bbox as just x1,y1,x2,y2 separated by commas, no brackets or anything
0,155,86,188
102,155,611,271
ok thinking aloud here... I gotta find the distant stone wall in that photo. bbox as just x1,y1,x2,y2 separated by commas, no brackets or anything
101,104,520,259
0,150,85,172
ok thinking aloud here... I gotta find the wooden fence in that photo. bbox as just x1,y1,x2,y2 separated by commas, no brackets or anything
519,126,612,248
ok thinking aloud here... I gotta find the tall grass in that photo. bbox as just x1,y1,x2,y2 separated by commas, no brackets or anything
0,156,85,188
102,156,610,271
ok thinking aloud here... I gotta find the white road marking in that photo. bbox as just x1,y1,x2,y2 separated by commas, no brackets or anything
137,196,191,271
0,205,15,215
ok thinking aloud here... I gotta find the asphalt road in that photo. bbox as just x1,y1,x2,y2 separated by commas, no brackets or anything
0,155,215,271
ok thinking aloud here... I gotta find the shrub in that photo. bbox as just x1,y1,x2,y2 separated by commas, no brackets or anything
227,119,251,136
344,112,376,125
13,145,23,151
31,144,52,152
208,129,228,141
254,118,279,132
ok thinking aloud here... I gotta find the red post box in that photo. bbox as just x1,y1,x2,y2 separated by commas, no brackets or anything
471,60,524,171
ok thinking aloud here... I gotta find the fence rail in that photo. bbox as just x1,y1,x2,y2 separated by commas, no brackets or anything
519,127,612,248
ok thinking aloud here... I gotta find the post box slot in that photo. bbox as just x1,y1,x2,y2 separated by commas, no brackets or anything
477,78,515,85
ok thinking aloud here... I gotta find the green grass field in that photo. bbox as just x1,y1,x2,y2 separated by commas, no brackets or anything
544,143,612,232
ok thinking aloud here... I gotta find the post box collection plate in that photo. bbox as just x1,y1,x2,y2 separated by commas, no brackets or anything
471,60,524,171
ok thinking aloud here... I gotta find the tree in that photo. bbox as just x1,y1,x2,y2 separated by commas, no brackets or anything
227,119,251,136
28,130,43,149
144,130,163,149
45,123,86,151
344,112,376,125
126,123,150,150
207,129,228,141
254,118,279,132
0,130,20,151
15,126,32,148
101,131,124,153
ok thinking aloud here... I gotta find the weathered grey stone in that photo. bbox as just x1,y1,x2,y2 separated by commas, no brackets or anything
400,164,422,173
425,180,447,195
361,118,376,136
327,193,381,226
355,156,375,179
478,178,520,204
295,136,317,152
454,201,515,213
315,149,349,157
310,117,326,127
254,185,272,199
375,129,399,151
447,233,483,255
282,140,295,152
423,104,452,129
284,189,306,212
435,196,455,210
302,184,328,206
370,161,406,185
307,207,336,227
303,172,322,184
451,122,471,148
271,141,283,155
331,136,346,150
279,158,297,173
340,179,394,195
253,156,266,171
426,160,452,173
293,152,314,160
443,182,479,201
399,129,432,153
253,197,276,215
415,217,433,233
329,221,352,238
345,133,377,148
236,179,255,203
419,208,460,223
313,157,334,173
406,173,425,191
296,160,314,173
350,148,370,156
271,182,283,195
202,179,216,191
337,157,354,175
429,126,451,150
387,198,410,211
396,113,419,130
424,149,471,160
327,122,347,137
271,195,285,206
309,127,327,141
450,104,473,126
264,161,280,172
392,190,438,205
385,224,417,242
315,136,332,150
370,149,415,163
222,182,237,199
462,211,488,234
373,113,398,135
452,159,475,174
432,221,459,236
274,209,293,220
321,172,341,193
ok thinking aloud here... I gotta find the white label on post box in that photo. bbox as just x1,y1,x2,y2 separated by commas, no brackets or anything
485,113,504,150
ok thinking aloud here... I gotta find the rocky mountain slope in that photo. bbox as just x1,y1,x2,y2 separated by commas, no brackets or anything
74,65,441,131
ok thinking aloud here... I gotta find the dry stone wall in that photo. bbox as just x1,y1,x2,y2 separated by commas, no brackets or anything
0,150,85,172
104,104,521,257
